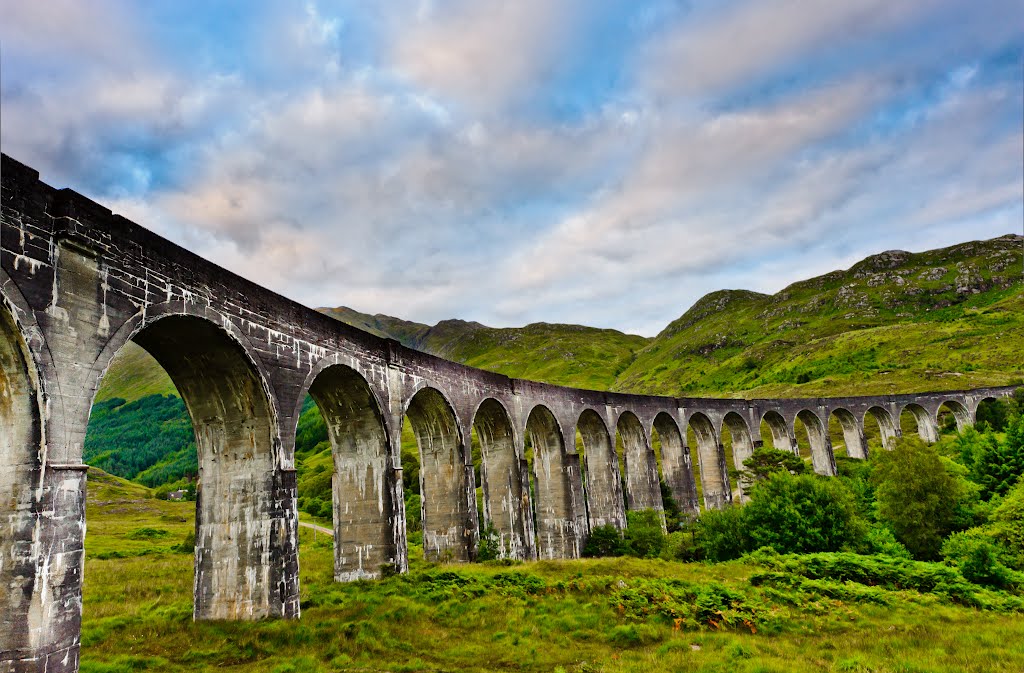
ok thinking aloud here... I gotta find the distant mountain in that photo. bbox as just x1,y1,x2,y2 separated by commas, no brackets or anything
613,234,1023,397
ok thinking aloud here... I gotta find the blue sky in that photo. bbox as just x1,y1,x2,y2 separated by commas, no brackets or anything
1,0,1021,336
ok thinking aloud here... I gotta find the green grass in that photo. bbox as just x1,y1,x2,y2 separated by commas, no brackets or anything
80,468,1024,672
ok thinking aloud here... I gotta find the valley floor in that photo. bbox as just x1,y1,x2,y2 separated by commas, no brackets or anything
81,470,1024,673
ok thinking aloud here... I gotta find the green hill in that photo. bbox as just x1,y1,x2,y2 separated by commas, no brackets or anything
614,235,1024,397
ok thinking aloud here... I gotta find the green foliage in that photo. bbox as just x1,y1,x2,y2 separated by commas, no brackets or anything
693,505,750,562
84,395,197,485
990,480,1024,569
972,413,1024,498
942,530,1019,589
873,437,980,560
582,525,627,558
741,446,807,483
476,523,501,562
622,510,666,558
743,472,865,555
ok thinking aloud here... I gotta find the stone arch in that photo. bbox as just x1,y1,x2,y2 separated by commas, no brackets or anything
576,409,626,530
88,311,293,620
688,412,730,510
830,408,868,459
937,399,971,434
0,290,47,664
526,405,581,559
795,409,836,476
865,406,898,451
472,398,533,560
760,410,797,453
303,363,398,580
616,411,663,516
899,402,939,443
653,412,698,518
404,386,477,562
722,412,755,500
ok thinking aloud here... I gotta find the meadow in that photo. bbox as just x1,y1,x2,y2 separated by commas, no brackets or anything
81,467,1024,673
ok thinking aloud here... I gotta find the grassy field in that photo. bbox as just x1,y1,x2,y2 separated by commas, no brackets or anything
81,468,1024,673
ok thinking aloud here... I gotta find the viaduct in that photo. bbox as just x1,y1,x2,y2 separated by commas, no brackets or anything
0,153,1015,672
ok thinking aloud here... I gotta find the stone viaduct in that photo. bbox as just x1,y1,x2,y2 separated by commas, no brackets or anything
0,153,1016,672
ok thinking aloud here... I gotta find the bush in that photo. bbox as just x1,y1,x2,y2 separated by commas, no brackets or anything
942,530,1017,588
582,525,626,558
694,505,750,562
991,480,1024,569
742,446,807,484
623,510,666,558
476,523,501,562
660,530,699,562
873,437,979,560
743,472,866,555
861,525,912,559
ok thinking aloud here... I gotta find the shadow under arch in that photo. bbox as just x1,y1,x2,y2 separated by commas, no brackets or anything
473,398,534,560
721,412,755,500
865,406,898,451
760,410,797,454
831,408,868,459
688,412,730,511
404,386,477,562
526,405,582,559
0,292,47,662
937,399,972,434
577,409,626,530
653,412,698,518
617,411,663,516
795,409,836,476
900,402,939,443
304,363,399,580
103,313,289,620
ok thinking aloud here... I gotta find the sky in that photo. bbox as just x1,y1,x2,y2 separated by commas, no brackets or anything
1,1,1021,336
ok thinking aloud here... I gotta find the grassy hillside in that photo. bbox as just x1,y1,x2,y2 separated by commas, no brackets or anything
79,467,1024,673
614,234,1023,397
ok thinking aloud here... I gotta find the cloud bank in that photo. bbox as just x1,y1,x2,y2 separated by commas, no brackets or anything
2,0,1020,335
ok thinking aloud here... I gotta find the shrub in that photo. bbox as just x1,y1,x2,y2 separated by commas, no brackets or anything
742,446,807,484
623,510,666,558
582,525,626,558
743,472,865,555
861,525,912,559
942,530,1016,588
991,480,1024,569
873,437,979,560
694,505,750,562
476,523,501,562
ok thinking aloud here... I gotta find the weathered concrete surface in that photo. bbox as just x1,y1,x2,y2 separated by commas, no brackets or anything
0,153,1017,672
577,409,627,530
474,398,534,560
617,412,663,520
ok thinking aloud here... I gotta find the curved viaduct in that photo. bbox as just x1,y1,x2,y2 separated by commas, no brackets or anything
0,153,1015,671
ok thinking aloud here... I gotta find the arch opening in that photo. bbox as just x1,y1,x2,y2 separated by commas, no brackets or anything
0,299,45,660
404,387,477,562
974,397,1009,432
937,400,972,435
865,406,898,451
654,413,698,520
688,412,730,511
473,398,532,560
306,365,397,580
616,412,664,518
796,409,836,476
900,403,938,444
526,406,582,559
830,408,868,460
722,412,755,501
99,315,286,620
760,411,796,454
577,409,626,530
